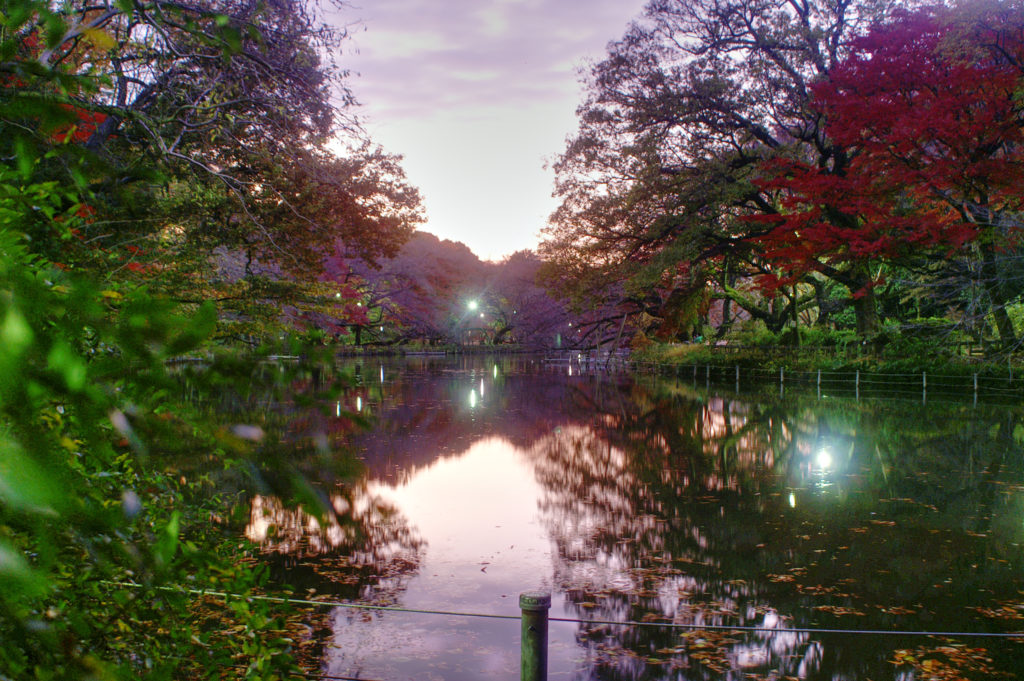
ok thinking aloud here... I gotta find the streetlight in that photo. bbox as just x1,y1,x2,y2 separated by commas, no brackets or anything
468,300,479,311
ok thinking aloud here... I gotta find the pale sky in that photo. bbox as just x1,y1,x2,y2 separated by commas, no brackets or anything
338,0,650,261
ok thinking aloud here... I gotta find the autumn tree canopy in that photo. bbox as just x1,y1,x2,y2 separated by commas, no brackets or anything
2,0,422,334
543,0,905,337
543,0,1024,344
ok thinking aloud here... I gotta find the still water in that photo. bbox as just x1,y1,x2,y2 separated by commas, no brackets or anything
248,356,1024,680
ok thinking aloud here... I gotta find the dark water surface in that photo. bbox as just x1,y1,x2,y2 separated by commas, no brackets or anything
248,355,1024,680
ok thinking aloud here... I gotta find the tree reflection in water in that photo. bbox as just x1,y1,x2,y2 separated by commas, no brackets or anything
527,376,1024,680
240,358,1024,680
246,490,423,598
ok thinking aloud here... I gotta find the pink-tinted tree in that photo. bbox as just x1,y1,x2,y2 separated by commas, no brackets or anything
756,5,1024,343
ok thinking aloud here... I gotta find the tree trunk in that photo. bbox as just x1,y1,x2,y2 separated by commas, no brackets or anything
852,288,880,337
790,285,800,346
980,247,1018,347
989,304,1017,348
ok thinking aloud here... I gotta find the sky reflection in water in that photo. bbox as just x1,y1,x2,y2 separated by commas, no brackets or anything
248,357,1024,681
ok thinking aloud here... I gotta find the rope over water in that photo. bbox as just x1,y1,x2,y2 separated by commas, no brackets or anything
102,581,1024,639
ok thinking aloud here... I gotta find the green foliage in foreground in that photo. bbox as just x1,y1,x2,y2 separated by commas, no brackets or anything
0,0,380,674
0,220,342,678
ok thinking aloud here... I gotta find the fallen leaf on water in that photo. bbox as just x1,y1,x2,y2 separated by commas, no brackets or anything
889,641,1010,680
812,605,867,617
768,574,795,583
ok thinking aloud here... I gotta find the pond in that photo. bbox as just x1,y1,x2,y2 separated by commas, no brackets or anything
245,355,1024,680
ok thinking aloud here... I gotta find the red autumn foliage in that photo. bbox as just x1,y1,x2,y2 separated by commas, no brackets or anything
752,8,1024,285
52,105,108,143
4,30,111,145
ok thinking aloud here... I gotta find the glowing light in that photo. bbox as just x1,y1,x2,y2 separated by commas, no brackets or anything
816,448,833,470
480,312,485,318
468,300,478,311
788,492,796,508
469,389,478,409
335,292,341,298
493,364,498,378
480,378,485,397
335,401,341,417
356,396,363,412
380,366,385,383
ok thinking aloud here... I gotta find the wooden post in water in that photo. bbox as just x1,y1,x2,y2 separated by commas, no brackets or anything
520,592,551,681
855,370,860,400
735,365,740,392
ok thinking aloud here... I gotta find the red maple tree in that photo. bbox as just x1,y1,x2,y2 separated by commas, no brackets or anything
753,7,1024,317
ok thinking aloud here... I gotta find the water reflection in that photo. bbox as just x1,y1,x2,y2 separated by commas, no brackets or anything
249,358,1024,680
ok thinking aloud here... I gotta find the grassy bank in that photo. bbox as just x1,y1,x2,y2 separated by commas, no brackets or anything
632,339,1022,378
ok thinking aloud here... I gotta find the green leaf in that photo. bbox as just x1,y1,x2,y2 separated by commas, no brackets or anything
0,539,46,597
220,26,242,54
13,136,35,180
44,13,67,49
1,306,33,356
80,26,116,51
0,437,61,514
155,511,181,567
47,341,87,392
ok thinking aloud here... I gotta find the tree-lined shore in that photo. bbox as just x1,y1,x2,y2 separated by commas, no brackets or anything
5,0,1024,678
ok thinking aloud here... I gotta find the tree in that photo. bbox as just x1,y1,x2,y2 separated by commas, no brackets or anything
0,0,419,676
543,0,906,337
339,232,486,344
774,4,1024,346
488,250,571,347
2,0,422,329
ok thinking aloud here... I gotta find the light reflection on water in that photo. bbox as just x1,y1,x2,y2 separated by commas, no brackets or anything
248,356,1024,680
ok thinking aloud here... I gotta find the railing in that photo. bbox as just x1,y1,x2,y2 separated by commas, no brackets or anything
630,360,1024,404
105,581,1024,681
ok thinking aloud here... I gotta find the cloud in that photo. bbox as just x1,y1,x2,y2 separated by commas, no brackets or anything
346,0,645,120
333,0,650,259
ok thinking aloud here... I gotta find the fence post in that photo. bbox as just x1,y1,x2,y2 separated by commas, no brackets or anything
520,591,551,681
